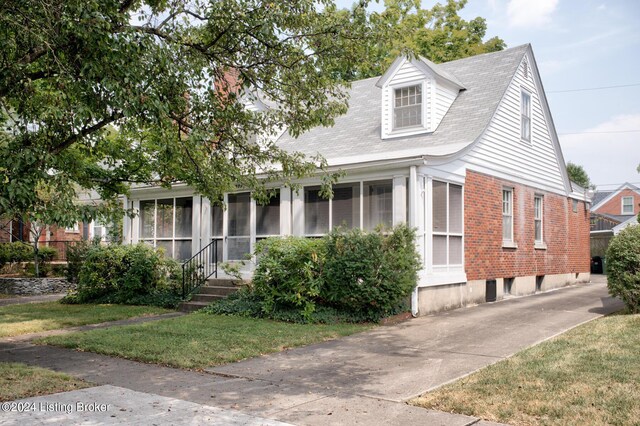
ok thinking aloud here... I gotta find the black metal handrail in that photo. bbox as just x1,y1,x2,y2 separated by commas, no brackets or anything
182,241,217,299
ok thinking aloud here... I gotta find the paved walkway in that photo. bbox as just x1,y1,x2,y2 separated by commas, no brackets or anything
0,293,66,307
0,276,621,425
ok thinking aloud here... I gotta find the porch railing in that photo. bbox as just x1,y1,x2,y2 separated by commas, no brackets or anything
181,241,217,299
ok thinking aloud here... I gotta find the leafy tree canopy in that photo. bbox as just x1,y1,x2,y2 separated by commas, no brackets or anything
0,0,503,230
0,0,371,226
566,162,593,189
346,0,506,80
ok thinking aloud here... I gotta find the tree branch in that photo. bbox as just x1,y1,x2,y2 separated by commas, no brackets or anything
50,112,124,155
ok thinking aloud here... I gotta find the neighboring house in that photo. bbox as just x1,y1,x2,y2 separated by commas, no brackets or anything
590,183,640,260
115,44,591,315
0,217,108,260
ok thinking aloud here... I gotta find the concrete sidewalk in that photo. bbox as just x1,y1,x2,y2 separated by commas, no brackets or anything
0,276,621,425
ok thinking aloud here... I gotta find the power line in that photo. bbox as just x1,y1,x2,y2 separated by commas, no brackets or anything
594,181,640,188
548,83,640,94
558,130,640,136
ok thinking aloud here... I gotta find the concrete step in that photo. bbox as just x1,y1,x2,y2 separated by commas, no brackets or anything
178,301,211,313
205,278,243,288
189,294,226,303
198,286,239,296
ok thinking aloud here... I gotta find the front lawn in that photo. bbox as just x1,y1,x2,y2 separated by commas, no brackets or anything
0,362,90,402
411,313,640,426
0,302,170,337
41,313,371,369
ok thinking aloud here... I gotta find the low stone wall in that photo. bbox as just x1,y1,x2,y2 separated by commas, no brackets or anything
0,277,75,295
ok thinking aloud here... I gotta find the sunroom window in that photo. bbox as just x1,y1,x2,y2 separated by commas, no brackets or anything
432,181,463,266
363,180,393,230
139,197,192,260
304,183,360,235
394,85,422,129
256,190,280,241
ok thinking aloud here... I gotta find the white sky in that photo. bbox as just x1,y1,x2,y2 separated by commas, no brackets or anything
337,0,640,189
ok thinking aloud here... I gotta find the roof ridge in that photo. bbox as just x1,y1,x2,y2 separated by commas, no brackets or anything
439,44,531,67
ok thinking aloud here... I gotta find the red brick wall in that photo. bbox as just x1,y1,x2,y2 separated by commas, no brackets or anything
42,224,85,243
594,189,640,216
465,170,590,281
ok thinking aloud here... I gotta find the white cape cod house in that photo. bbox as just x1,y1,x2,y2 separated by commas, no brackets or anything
112,44,591,315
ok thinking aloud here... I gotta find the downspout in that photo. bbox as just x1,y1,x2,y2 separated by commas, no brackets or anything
409,165,419,317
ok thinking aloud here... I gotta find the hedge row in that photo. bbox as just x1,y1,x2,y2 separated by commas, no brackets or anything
0,242,57,268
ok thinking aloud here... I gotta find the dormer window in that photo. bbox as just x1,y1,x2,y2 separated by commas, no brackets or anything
394,85,422,129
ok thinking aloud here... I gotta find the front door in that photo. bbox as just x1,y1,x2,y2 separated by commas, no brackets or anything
226,192,251,260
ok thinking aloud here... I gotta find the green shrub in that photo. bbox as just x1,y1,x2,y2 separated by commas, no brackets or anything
0,242,33,267
65,240,94,284
36,246,57,262
24,262,52,277
606,225,640,313
66,243,182,308
213,225,421,323
202,289,373,324
252,237,326,319
323,225,421,320
202,288,263,318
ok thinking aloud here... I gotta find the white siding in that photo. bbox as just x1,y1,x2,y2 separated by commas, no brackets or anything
462,54,566,194
433,82,458,131
393,61,425,85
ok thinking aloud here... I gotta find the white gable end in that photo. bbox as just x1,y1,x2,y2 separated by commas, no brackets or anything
462,52,568,195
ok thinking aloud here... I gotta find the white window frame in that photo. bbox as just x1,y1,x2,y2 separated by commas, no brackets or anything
65,222,79,233
138,197,193,260
431,180,464,268
90,220,110,242
534,195,545,248
502,188,515,247
622,196,634,214
302,179,396,237
393,84,423,130
521,89,531,142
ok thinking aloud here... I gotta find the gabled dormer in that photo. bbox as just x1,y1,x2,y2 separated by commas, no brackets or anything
376,56,465,139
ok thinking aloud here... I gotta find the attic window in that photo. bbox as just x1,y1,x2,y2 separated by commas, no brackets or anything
394,85,422,129
522,58,529,79
521,90,531,142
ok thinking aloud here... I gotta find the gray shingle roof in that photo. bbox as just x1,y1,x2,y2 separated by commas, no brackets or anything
276,44,530,165
591,191,613,206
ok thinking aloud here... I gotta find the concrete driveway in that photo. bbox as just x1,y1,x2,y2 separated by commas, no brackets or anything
0,275,621,425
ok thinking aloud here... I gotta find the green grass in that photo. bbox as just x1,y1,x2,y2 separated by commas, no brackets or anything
0,302,170,337
411,313,640,426
41,313,372,369
0,362,90,402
